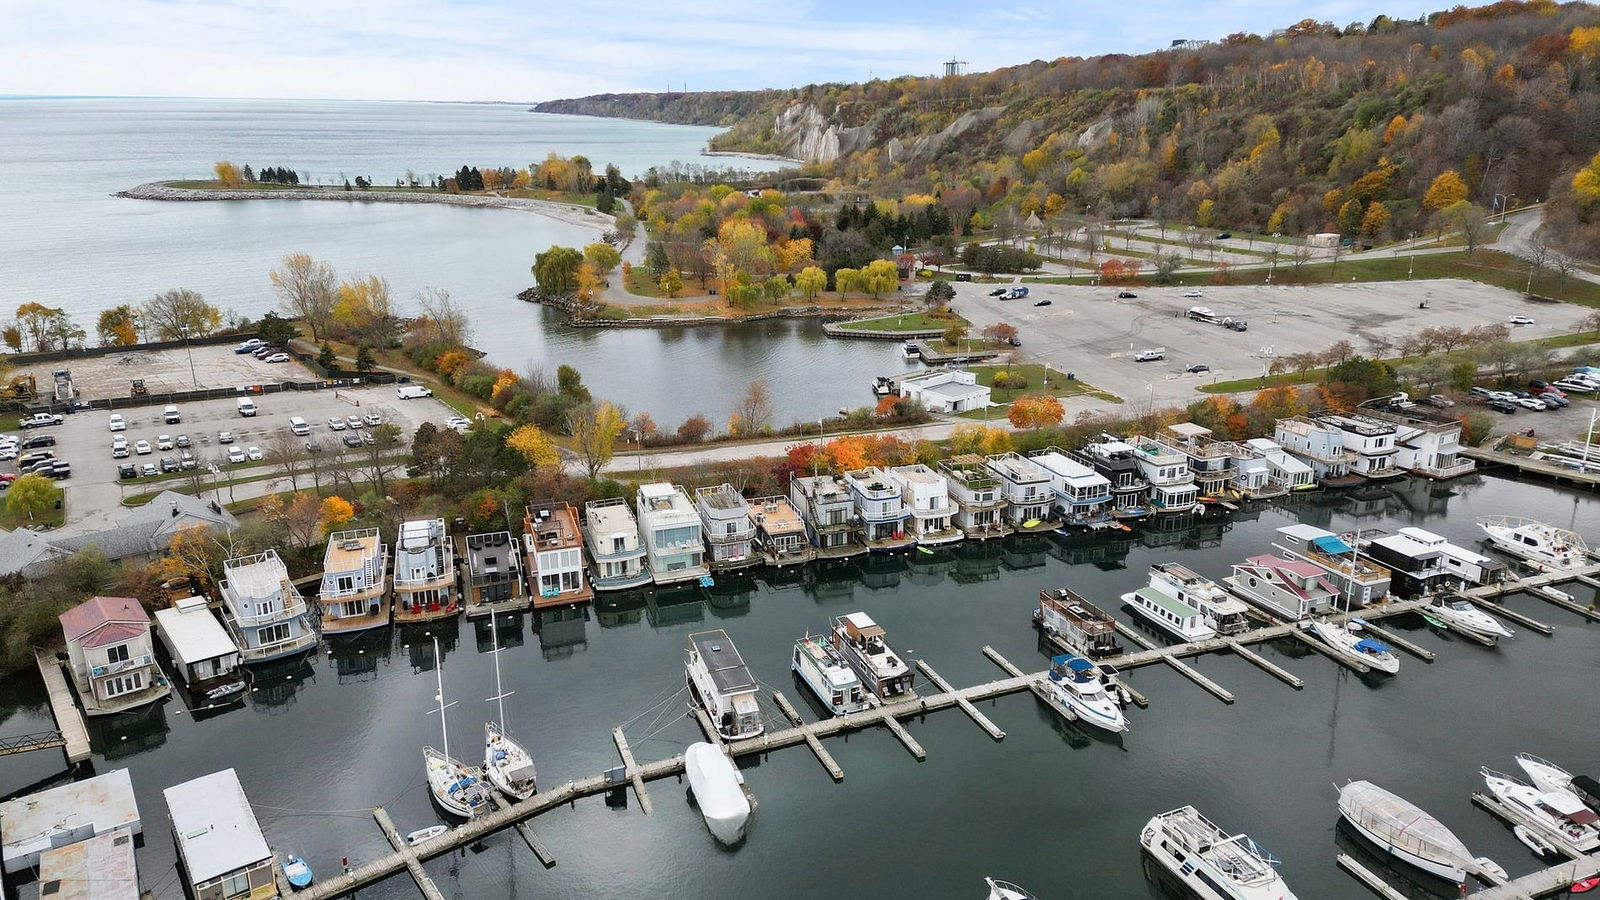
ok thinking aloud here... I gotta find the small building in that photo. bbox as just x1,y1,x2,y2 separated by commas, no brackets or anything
1073,437,1152,517
1363,408,1476,479
694,484,759,573
58,596,170,716
1,769,140,875
748,495,814,566
788,475,864,559
1157,423,1236,498
1273,524,1391,607
1028,447,1113,527
392,518,459,623
583,498,652,591
1127,437,1199,514
939,455,1008,539
635,483,709,586
462,530,528,615
1274,416,1361,487
0,526,69,578
885,464,962,546
154,597,245,705
522,501,594,607
219,550,317,664
897,369,990,414
317,527,389,635
50,491,239,570
36,827,138,900
842,467,914,551
163,769,278,900
1242,438,1314,494
1306,232,1341,248
986,451,1056,529
1315,413,1405,481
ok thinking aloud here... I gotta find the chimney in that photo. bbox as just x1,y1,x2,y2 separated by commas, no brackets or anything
170,502,179,518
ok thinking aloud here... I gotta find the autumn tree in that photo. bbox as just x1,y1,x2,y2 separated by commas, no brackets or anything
676,413,712,443
1359,203,1392,243
567,402,627,478
730,381,775,436
833,267,861,294
506,424,561,471
414,287,473,349
795,266,826,300
534,246,584,295
1422,170,1468,212
981,322,1018,344
96,305,141,346
658,267,684,298
575,261,602,302
943,321,969,346
213,161,242,186
269,252,338,340
861,259,900,298
1442,201,1491,252
319,496,355,535
141,289,222,340
1008,393,1065,429
330,275,395,345
1572,151,1600,208
5,473,56,521
947,423,1012,455
583,242,622,276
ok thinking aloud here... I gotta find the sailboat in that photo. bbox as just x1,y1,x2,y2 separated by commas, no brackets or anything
484,615,537,801
423,637,492,818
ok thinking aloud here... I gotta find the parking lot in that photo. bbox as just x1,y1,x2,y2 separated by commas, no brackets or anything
8,384,458,535
956,278,1593,407
18,343,307,402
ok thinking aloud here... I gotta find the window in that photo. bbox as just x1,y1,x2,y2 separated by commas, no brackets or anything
258,623,291,646
223,871,252,898
106,644,129,664
336,575,355,593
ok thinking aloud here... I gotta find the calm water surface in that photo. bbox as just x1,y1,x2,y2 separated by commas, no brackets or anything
0,99,907,423
1,476,1596,899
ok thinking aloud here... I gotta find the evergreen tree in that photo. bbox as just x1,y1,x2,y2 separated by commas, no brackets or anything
317,342,337,371
355,345,375,373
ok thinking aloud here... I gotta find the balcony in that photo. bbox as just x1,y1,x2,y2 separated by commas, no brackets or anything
588,542,644,563
394,570,455,592
706,523,757,544
226,593,308,627
91,653,153,678
238,629,318,663
1411,459,1475,479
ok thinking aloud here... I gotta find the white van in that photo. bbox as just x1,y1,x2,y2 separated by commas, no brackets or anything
163,405,181,424
397,384,433,400
237,398,258,417
288,416,310,436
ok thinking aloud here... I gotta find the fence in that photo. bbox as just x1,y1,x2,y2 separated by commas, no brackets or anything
21,373,401,416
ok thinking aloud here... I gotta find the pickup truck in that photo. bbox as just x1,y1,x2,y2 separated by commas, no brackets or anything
18,412,64,429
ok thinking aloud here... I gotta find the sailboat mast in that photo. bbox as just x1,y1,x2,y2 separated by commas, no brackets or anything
492,614,507,728
434,637,450,756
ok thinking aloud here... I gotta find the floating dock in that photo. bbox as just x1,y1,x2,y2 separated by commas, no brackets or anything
33,651,91,764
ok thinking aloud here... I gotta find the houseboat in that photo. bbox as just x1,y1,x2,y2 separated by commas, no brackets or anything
1478,516,1588,571
1315,412,1407,481
637,483,709,586
885,464,962,546
1157,423,1236,499
843,467,914,552
695,484,760,573
686,629,764,740
1035,588,1123,658
791,634,874,715
831,612,915,701
219,550,318,664
164,770,278,900
1073,436,1152,519
317,527,389,634
462,530,527,616
1362,407,1477,479
583,497,652,591
940,455,1009,539
985,451,1056,530
523,500,594,607
1145,563,1251,635
749,495,815,566
154,596,246,706
1227,442,1280,499
1223,555,1339,621
392,518,460,623
1127,436,1199,514
789,474,865,559
58,595,171,716
1273,524,1391,607
1140,806,1298,900
1122,585,1216,642
1029,447,1112,527
1274,416,1365,488
1242,437,1316,493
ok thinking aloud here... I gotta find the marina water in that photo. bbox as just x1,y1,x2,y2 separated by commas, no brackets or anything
1,475,1596,898
0,99,913,423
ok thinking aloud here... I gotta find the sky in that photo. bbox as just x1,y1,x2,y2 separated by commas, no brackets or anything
0,0,1446,102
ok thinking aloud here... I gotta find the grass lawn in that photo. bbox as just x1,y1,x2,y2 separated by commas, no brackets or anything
0,484,65,529
955,364,1121,419
838,311,967,332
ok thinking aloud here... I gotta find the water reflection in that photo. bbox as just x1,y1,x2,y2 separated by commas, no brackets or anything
326,629,394,683
247,654,317,711
859,553,908,590
1333,818,1460,899
596,590,648,628
86,703,170,759
1002,534,1050,570
401,626,460,672
536,607,589,659
706,575,756,617
951,542,1003,584
647,585,706,630
473,613,526,653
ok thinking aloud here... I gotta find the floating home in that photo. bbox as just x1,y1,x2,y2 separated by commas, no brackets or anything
1,769,140,876
164,769,278,900
317,527,389,634
1074,436,1152,518
986,451,1056,530
1273,524,1392,606
153,596,245,705
748,495,814,566
1157,423,1236,498
1274,416,1364,487
685,629,763,740
1128,436,1199,514
636,482,709,586
1362,408,1477,479
1361,527,1507,596
37,827,138,900
1036,588,1122,658
789,475,865,559
1314,413,1407,481
695,483,760,573
1029,447,1113,527
843,467,914,552
939,455,1008,539
393,517,459,623
1223,555,1339,621
885,464,962,546
523,501,594,607
583,497,652,591
1241,438,1315,493
462,530,528,616
58,595,170,716
219,550,317,664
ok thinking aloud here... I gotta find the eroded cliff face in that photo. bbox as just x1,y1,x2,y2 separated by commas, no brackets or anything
771,103,1008,165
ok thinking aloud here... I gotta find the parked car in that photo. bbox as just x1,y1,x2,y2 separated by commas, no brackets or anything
24,457,60,474
18,452,56,470
175,433,191,448
111,438,129,458
134,439,152,455
362,413,382,426
1540,394,1568,408
141,462,158,477
0,445,16,461
217,430,234,443
118,463,137,480
327,416,347,431
342,433,364,448
235,338,265,353
252,346,279,359
361,431,375,446
1134,349,1165,362
1486,398,1518,414
1509,315,1535,325
1515,397,1547,410
345,415,362,429
156,434,174,451
1421,394,1455,408
246,446,264,461
397,385,433,399
445,415,472,434
108,414,126,432
263,353,291,364
18,413,64,429
159,456,179,474
1033,299,1052,307
1468,386,1494,399
180,452,197,470
1116,291,1138,299
1182,290,1204,298
44,462,71,480
988,288,1008,297
227,446,246,464
1529,380,1550,391
1186,364,1211,374
20,434,56,450
1216,232,1233,240
163,405,181,424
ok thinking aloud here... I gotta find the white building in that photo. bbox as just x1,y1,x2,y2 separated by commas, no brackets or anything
885,464,961,546
1243,438,1316,492
636,483,708,585
584,498,651,591
1315,413,1405,480
1127,437,1199,514
163,769,277,900
58,596,170,716
694,484,759,572
897,368,990,413
1274,416,1360,485
985,452,1055,528
219,550,318,664
788,475,863,558
1363,408,1476,479
1,769,140,875
1028,447,1113,526
523,501,591,607
843,467,913,550
939,455,1008,538
1157,423,1236,497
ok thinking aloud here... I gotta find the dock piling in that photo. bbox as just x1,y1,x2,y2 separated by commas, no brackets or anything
915,660,1006,740
372,807,448,900
771,691,843,781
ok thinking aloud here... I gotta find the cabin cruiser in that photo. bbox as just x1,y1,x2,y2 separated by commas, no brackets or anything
1478,516,1588,570
792,634,874,715
1035,588,1122,658
686,630,765,741
1123,585,1216,642
1423,596,1513,641
1480,768,1600,854
1139,806,1299,900
1338,780,1501,885
983,878,1037,900
1515,753,1600,814
1146,562,1251,635
1223,555,1338,622
831,612,915,701
685,742,751,845
1038,654,1129,733
1305,620,1400,674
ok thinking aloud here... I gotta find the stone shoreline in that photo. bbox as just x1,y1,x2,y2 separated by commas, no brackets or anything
115,182,613,231
518,286,905,328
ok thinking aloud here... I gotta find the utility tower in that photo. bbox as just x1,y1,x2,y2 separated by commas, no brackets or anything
942,58,968,78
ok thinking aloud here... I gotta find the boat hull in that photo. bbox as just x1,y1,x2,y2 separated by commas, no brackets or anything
1037,675,1128,733
1139,827,1299,900
1342,811,1466,883
1427,603,1512,640
484,723,537,801
1123,591,1216,642
1309,621,1400,674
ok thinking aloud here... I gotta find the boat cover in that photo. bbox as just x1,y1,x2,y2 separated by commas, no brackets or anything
1312,534,1354,555
1065,657,1096,673
1354,638,1392,654
685,742,750,845
1571,776,1600,811
1339,781,1471,866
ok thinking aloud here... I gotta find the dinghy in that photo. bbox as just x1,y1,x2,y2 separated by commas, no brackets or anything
281,854,313,889
406,825,448,846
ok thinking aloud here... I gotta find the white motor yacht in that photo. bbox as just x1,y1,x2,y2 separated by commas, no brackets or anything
1423,597,1513,641
1480,768,1600,854
1306,620,1400,674
1038,654,1129,733
1123,586,1216,642
1516,753,1578,797
1139,806,1299,900
1147,562,1252,635
1338,780,1499,885
984,878,1037,900
1478,515,1588,570
685,742,751,845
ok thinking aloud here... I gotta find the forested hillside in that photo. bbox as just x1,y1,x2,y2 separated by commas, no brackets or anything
542,1,1600,256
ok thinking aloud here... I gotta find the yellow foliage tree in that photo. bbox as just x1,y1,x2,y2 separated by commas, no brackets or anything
1007,394,1065,429
1573,25,1600,59
1422,170,1469,211
319,496,355,535
576,261,601,302
213,161,241,186
948,423,1012,456
435,349,472,377
506,424,560,470
1381,115,1408,145
1360,202,1392,241
794,266,826,300
774,238,815,274
821,436,869,471
861,259,900,298
659,267,683,298
1572,151,1600,207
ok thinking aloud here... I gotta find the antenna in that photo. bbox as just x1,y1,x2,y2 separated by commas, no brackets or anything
943,58,968,78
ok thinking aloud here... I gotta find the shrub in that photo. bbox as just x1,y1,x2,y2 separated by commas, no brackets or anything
992,372,1029,390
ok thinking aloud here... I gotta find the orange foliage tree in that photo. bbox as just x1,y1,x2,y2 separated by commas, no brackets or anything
1008,394,1066,429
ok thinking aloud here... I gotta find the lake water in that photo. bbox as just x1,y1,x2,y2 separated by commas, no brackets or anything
2,475,1595,899
0,99,912,424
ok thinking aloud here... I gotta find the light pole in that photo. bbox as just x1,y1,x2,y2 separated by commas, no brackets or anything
1493,193,1507,224
630,430,642,471
181,326,198,388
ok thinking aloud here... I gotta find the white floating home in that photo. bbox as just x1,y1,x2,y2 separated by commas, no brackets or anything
583,497,652,591
939,455,1009,539
885,464,962,546
164,769,278,900
1242,437,1316,493
636,483,709,585
1274,416,1363,487
694,483,759,573
317,527,389,634
1128,436,1199,514
58,595,170,716
1,769,140,876
154,597,245,705
789,474,865,559
1028,447,1113,527
686,629,763,740
218,550,317,664
843,467,914,552
1315,413,1406,481
985,451,1056,529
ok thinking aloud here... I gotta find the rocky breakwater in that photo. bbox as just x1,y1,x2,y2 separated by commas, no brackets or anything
116,182,611,231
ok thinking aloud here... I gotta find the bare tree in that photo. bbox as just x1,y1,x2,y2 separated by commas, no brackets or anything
413,287,473,348
269,253,338,340
732,380,775,434
357,424,407,496
1365,334,1394,358
267,432,306,492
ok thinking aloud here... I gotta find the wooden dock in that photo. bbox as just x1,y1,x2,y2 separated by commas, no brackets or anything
771,691,843,781
1350,619,1436,660
1468,853,1600,899
1111,621,1235,702
33,651,90,764
916,660,1006,740
1337,853,1409,900
1460,446,1600,490
372,807,447,900
1221,638,1304,688
611,727,653,815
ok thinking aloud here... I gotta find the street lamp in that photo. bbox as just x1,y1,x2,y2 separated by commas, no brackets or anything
180,326,198,388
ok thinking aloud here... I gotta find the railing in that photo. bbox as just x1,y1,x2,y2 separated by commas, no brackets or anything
706,525,757,543
1413,459,1475,478
1057,490,1112,507
0,730,66,757
319,581,385,600
240,629,318,661
587,543,645,562
394,571,454,591
90,654,152,677
226,595,308,626
858,509,909,523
